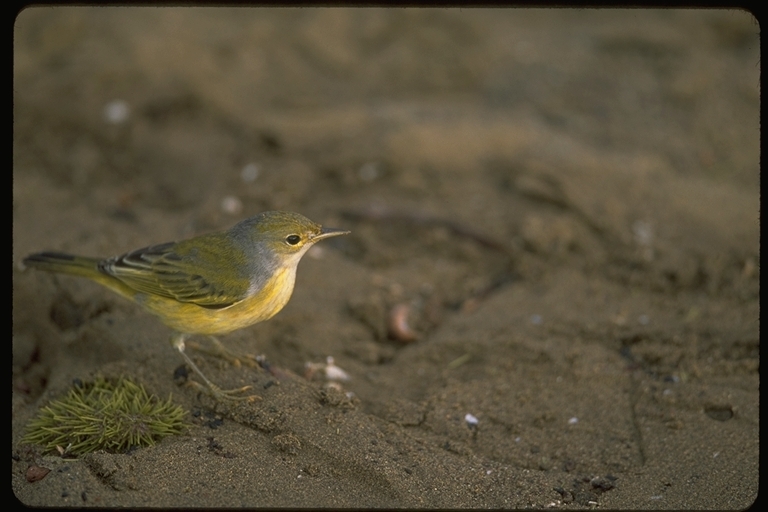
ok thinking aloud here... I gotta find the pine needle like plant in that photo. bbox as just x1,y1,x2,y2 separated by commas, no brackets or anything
22,377,187,456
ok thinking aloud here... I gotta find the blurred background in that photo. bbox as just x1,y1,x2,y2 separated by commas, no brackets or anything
14,8,758,209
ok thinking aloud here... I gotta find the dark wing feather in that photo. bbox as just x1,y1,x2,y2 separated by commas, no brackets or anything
99,239,250,309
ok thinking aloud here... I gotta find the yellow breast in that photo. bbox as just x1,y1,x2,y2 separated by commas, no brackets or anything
135,266,297,336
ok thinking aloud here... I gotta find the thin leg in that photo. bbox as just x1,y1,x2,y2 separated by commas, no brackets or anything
186,336,259,368
171,333,258,402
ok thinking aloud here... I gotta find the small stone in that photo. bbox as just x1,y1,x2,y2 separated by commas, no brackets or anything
104,100,130,124
26,465,51,483
221,196,243,215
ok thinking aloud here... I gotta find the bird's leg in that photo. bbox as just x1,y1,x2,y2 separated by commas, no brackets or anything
171,333,257,402
186,335,260,368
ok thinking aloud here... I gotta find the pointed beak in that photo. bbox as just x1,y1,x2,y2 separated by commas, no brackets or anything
312,227,350,242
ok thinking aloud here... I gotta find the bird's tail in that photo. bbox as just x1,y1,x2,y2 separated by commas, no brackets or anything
23,252,103,279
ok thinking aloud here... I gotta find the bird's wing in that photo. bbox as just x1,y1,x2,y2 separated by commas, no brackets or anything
100,239,250,309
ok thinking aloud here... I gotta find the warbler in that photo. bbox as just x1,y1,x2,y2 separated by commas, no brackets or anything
23,211,350,401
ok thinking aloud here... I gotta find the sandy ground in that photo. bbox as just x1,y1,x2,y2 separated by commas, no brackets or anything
12,7,759,509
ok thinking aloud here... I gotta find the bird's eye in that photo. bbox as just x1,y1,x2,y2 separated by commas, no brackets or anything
285,235,301,246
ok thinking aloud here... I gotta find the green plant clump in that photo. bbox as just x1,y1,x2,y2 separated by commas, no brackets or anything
22,377,187,456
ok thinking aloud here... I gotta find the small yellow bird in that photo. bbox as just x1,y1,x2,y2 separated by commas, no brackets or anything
23,211,350,401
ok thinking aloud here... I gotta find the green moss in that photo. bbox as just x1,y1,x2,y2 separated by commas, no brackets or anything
22,377,187,456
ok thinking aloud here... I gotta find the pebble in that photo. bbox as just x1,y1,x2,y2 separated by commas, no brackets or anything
26,465,50,483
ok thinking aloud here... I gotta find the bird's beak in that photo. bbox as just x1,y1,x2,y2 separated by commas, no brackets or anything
312,227,350,242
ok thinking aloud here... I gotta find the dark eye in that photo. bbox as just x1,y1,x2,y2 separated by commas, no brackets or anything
285,235,301,245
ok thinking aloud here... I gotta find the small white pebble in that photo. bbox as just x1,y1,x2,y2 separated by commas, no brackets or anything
241,163,260,182
220,196,243,215
568,417,579,425
465,413,479,427
530,314,543,325
104,100,130,124
324,356,350,382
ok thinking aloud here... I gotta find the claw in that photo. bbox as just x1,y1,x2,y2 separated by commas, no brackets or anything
172,333,261,402
184,380,259,402
187,336,259,368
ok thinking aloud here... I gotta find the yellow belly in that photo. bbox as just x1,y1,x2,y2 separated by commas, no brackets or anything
132,266,296,336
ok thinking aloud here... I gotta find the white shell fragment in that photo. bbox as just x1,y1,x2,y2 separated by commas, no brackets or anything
323,356,351,382
104,99,130,124
305,356,350,382
221,195,243,215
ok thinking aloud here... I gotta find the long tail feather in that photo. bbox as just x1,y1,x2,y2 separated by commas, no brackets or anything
23,252,103,278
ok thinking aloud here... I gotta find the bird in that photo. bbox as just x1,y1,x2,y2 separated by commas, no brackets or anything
23,211,350,401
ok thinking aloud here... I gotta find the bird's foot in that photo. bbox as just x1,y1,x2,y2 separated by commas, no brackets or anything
184,379,260,403
187,336,260,368
171,333,260,402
